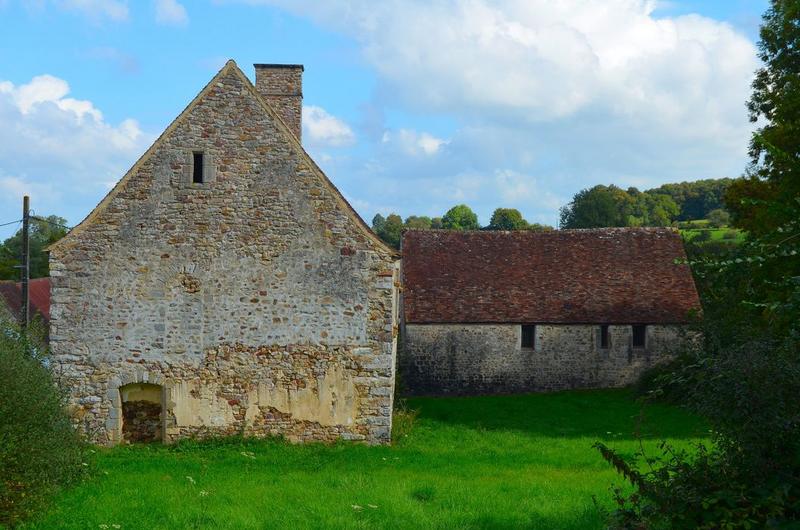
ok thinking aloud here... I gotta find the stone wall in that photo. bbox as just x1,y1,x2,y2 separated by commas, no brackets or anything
49,62,398,445
400,323,687,395
254,64,303,141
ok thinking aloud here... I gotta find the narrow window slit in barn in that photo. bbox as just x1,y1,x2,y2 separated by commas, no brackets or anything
521,325,536,349
120,383,163,443
632,325,647,349
600,324,610,349
192,151,204,183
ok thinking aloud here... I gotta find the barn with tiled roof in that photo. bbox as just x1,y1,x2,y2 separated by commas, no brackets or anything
400,228,701,395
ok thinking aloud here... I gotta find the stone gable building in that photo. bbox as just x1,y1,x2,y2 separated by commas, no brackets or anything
48,61,400,445
400,228,701,395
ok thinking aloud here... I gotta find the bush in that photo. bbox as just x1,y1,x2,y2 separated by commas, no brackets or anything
0,319,88,526
632,354,695,404
598,337,800,529
706,208,731,228
723,229,740,240
693,230,713,242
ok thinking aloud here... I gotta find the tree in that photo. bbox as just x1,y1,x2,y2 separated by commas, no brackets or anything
650,178,734,221
560,185,681,229
0,215,68,280
404,215,432,230
706,208,731,228
559,185,629,228
597,3,800,527
441,204,480,230
371,214,386,235
628,193,680,227
430,217,443,229
380,214,404,249
486,208,528,230
370,213,404,249
732,0,800,236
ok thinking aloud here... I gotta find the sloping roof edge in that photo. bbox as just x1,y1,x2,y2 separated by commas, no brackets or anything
48,60,396,257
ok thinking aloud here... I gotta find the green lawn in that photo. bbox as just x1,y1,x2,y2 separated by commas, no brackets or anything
25,390,706,530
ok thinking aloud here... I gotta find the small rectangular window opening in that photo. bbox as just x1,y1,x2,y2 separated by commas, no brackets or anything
521,325,536,349
192,152,204,183
632,325,647,348
600,325,610,349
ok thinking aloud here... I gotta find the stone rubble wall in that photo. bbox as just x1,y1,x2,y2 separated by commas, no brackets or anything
121,401,162,443
254,65,303,141
49,64,398,445
400,323,688,395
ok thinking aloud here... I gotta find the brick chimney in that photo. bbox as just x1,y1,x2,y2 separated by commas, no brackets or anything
254,64,304,141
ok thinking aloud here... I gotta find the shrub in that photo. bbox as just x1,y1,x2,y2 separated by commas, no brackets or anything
706,208,731,228
597,338,800,529
693,230,713,242
632,354,695,404
0,319,88,526
722,229,740,240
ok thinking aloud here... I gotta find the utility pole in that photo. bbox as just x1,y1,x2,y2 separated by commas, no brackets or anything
20,195,30,329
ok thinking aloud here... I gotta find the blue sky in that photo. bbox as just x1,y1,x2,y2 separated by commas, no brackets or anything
0,0,769,239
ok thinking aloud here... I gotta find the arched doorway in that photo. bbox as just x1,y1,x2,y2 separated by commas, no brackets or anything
119,383,164,443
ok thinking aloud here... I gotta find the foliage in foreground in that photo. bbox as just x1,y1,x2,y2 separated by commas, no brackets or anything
0,320,88,527
597,2,800,527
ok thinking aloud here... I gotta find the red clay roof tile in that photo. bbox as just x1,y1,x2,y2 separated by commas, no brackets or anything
401,228,701,324
0,277,51,323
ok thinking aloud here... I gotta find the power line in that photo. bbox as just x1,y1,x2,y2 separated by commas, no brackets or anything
0,219,22,228
30,215,71,230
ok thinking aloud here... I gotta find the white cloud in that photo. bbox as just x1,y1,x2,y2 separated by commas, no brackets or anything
0,174,58,205
56,0,129,21
155,0,188,26
0,74,151,234
381,129,447,156
493,169,562,211
302,105,355,148
251,1,756,131
5,74,102,121
231,0,759,225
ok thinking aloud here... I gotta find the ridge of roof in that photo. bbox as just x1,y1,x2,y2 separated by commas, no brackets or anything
48,60,396,257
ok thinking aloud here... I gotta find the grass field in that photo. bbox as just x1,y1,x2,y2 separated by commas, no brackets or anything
677,219,746,245
680,227,745,244
24,390,707,530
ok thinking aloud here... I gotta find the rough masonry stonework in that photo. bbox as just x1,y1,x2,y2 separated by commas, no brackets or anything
48,61,400,445
401,323,687,395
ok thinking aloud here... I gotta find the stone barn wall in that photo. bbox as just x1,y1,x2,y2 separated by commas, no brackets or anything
400,323,687,395
49,61,399,445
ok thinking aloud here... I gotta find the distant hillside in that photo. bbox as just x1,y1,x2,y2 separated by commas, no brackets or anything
559,178,735,229
646,178,734,222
